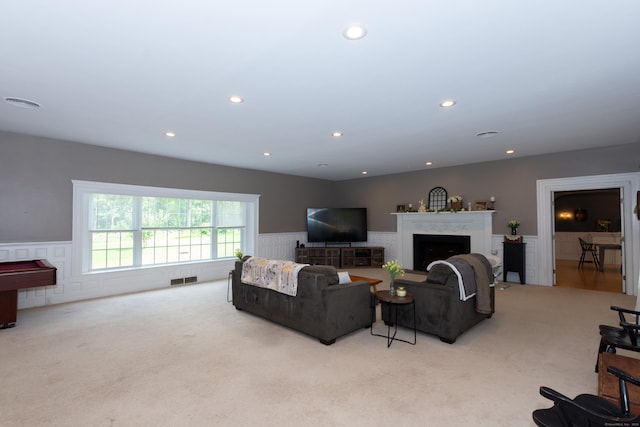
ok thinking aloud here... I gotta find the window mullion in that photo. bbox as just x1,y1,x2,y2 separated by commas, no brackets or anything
211,202,218,259
133,196,142,266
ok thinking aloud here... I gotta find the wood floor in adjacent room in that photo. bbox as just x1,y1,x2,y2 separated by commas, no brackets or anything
555,259,623,293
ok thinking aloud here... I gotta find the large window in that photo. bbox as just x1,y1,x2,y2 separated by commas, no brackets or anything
73,181,258,274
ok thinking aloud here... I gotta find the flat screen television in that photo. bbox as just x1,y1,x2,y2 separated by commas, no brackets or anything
306,208,367,243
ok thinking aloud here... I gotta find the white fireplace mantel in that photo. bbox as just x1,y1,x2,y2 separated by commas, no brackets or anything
393,211,495,270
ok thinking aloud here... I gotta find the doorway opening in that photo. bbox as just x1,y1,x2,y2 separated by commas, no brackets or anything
536,172,640,297
553,189,623,293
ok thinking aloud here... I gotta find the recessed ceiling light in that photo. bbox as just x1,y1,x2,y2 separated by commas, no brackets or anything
5,97,40,109
331,131,343,137
505,149,515,155
229,96,243,103
343,24,367,40
165,131,176,137
317,163,329,167
440,100,456,108
263,152,271,157
425,162,433,166
476,130,500,138
362,171,368,175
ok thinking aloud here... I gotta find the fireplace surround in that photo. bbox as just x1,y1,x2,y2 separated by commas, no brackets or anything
413,234,471,272
393,211,495,270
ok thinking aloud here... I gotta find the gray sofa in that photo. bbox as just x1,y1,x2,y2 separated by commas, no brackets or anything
232,258,374,345
381,254,495,344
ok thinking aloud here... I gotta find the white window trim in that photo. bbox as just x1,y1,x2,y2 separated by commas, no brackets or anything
72,180,259,276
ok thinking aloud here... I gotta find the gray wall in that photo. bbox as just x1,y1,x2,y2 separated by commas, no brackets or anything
334,143,640,235
1,129,639,242
555,190,621,233
0,131,335,242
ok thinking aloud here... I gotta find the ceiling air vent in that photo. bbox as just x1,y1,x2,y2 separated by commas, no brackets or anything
4,97,40,109
476,130,499,138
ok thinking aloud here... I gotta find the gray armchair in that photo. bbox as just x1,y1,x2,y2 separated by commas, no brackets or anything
381,255,495,343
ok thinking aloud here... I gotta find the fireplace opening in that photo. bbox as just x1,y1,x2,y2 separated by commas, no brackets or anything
413,234,471,271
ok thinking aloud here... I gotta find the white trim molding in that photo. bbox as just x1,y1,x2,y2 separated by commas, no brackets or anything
392,211,495,270
0,241,236,309
0,229,543,310
536,172,640,296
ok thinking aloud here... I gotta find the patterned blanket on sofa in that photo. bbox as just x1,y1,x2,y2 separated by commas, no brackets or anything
241,257,309,296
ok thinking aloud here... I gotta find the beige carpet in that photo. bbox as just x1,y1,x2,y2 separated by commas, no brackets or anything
0,269,636,427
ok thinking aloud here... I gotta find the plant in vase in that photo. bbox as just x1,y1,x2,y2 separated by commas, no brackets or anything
507,220,520,235
234,249,244,259
382,259,405,296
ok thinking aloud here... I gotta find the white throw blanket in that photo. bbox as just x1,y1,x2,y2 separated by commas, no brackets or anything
427,256,495,302
427,259,475,301
241,257,309,296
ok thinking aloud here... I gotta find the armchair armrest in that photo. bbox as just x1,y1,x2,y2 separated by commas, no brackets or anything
608,366,640,388
539,375,638,421
617,321,640,346
610,305,640,324
619,322,640,330
538,386,625,422
606,366,640,416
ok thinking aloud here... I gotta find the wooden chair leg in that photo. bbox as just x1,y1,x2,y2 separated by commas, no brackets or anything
596,339,609,372
592,249,601,271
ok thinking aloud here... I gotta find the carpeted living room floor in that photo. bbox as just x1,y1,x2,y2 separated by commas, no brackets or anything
0,268,637,427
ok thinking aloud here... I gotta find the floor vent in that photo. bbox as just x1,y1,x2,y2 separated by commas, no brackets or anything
184,276,198,284
170,278,185,286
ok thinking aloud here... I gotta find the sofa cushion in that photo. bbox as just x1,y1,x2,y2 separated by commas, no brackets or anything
426,263,455,285
337,271,351,284
300,265,339,285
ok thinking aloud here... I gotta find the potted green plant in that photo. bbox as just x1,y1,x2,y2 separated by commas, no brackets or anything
382,259,405,296
507,220,520,235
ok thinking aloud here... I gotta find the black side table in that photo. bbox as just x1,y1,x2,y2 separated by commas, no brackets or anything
503,241,526,284
371,290,416,347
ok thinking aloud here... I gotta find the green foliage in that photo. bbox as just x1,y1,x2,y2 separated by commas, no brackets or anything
89,193,245,270
382,259,405,279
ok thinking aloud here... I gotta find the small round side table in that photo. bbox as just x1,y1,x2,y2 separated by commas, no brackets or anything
371,290,416,347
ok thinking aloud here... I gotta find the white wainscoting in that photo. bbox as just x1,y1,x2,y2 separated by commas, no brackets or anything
258,232,541,284
490,235,540,285
1,232,542,310
555,232,622,264
257,232,399,265
0,241,235,309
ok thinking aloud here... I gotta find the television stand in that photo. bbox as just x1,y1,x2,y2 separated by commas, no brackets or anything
323,242,352,248
295,246,384,268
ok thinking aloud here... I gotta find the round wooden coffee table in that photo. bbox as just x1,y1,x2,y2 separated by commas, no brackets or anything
371,290,416,347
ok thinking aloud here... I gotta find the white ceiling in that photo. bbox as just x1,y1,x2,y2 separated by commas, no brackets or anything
2,1,639,181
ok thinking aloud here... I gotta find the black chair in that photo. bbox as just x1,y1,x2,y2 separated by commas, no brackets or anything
533,366,640,426
578,236,601,270
596,306,640,372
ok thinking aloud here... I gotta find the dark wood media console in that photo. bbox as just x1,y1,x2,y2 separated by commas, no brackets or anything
295,246,384,269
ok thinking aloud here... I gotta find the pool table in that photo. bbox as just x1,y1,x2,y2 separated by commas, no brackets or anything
0,259,57,328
